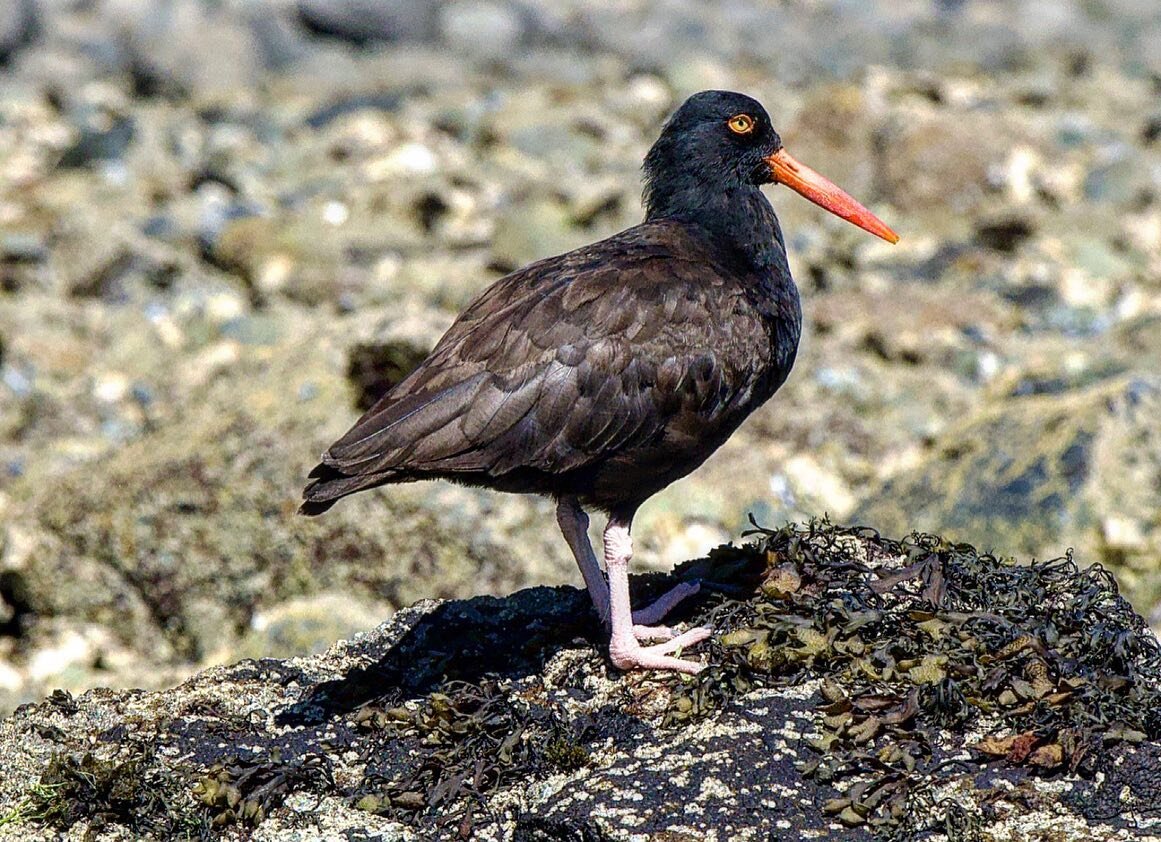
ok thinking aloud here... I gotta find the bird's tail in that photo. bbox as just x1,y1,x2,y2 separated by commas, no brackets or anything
298,462,402,515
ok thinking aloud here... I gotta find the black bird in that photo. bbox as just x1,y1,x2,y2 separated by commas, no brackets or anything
302,91,898,673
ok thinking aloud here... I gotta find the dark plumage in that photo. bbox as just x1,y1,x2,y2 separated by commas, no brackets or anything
302,91,897,673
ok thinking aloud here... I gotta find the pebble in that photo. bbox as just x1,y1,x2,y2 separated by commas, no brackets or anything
27,627,96,683
438,0,526,60
92,373,130,404
58,111,136,170
296,0,437,43
0,232,47,264
366,141,438,179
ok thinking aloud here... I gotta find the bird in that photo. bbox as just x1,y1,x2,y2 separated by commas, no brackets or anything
301,90,898,674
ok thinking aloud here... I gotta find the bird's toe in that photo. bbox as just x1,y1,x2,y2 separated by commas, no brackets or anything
632,623,678,641
630,580,701,626
609,626,712,673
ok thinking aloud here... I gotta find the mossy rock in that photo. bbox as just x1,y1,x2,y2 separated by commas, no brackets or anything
2,330,574,677
856,375,1161,612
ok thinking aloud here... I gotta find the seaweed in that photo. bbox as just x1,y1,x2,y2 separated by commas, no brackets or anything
666,518,1161,835
192,748,334,828
19,743,209,840
350,677,596,830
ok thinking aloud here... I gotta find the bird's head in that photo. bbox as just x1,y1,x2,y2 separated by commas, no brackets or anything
644,90,898,244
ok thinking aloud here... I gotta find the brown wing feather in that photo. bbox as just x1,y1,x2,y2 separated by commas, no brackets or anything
301,220,766,513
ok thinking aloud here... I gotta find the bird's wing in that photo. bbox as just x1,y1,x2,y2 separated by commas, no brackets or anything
311,221,753,483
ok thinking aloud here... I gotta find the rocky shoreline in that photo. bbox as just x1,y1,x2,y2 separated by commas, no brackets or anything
2,0,1160,739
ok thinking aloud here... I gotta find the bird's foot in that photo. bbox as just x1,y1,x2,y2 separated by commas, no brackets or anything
609,626,712,674
630,580,701,626
633,623,678,641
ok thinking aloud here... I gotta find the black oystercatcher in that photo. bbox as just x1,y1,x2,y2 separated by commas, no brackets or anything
302,91,898,673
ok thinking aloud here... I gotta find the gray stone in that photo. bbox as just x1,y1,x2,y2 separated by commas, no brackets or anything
488,199,584,272
296,0,439,44
0,0,37,64
438,0,526,60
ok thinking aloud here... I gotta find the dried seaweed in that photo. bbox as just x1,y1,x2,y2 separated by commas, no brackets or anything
20,520,1155,838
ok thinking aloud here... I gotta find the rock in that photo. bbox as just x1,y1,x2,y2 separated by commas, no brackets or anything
488,198,584,273
0,523,1157,839
0,233,46,265
0,0,37,64
202,212,348,307
974,213,1037,253
856,376,1161,611
0,329,574,707
438,0,527,61
345,320,440,411
1083,145,1145,204
809,287,1015,369
4,1,1161,816
234,592,389,660
296,0,439,44
873,106,1033,224
302,92,404,130
56,110,135,170
106,0,267,104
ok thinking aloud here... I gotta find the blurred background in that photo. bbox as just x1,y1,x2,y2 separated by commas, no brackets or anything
0,0,1159,715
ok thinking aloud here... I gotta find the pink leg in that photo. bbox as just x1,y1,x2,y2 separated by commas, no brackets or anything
603,513,711,674
556,498,609,620
556,499,702,642
630,580,702,627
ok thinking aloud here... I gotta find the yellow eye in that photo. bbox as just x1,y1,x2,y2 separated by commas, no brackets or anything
727,114,755,135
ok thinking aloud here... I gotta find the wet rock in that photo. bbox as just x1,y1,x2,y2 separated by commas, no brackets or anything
856,376,1161,610
57,111,135,170
974,213,1036,253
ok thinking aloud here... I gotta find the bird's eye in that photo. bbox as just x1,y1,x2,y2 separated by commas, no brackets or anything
727,114,755,135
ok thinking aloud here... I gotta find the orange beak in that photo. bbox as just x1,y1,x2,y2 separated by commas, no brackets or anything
765,148,899,244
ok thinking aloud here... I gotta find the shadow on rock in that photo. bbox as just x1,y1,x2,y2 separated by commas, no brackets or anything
276,556,742,727
277,585,603,725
